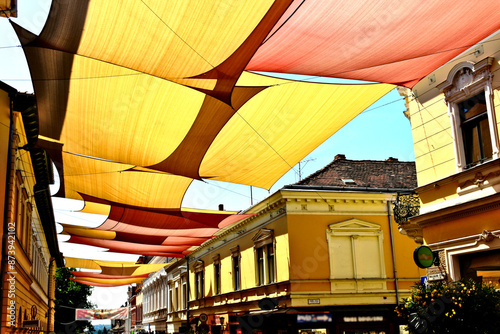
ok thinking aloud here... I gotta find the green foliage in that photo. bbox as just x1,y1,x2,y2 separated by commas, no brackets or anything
54,267,96,334
396,279,500,334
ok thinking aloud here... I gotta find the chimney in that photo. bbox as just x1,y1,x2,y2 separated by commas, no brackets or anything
334,154,346,161
218,204,224,211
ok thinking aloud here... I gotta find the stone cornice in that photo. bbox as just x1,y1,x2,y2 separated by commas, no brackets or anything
411,192,500,227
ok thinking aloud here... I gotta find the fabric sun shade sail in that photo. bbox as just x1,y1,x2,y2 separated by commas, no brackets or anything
65,257,169,276
21,45,393,194
51,152,193,208
13,0,394,195
70,277,144,287
59,197,253,257
246,0,500,87
14,0,500,263
70,271,150,280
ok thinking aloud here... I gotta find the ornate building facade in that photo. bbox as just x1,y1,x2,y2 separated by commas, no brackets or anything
399,30,500,288
0,82,63,333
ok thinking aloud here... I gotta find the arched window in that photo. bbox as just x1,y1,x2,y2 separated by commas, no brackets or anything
437,57,499,171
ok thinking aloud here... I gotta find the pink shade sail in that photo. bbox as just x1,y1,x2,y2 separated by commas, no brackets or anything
67,235,191,257
69,271,149,280
247,0,500,87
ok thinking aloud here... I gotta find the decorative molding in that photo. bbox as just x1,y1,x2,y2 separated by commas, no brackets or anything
476,230,500,244
230,245,240,257
437,58,494,102
328,218,382,234
411,192,500,228
194,260,204,273
457,169,500,195
252,228,274,248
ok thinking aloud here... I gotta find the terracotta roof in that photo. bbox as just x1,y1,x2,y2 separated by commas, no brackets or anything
295,154,416,190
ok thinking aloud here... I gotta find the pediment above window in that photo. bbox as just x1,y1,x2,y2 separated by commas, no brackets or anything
252,229,274,248
194,260,204,273
328,219,381,234
437,58,494,103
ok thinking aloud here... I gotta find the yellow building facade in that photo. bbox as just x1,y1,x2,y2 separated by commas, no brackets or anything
399,30,500,288
187,156,424,334
0,82,63,333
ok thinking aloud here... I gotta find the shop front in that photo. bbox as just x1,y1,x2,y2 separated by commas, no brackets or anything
232,305,399,334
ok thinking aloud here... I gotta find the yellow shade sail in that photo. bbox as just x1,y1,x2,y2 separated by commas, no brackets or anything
65,257,168,277
56,152,192,208
201,73,394,188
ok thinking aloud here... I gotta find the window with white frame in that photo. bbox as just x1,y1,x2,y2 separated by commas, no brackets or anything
213,254,221,295
181,279,187,309
230,246,241,291
437,57,499,171
327,219,385,279
252,229,276,286
168,284,173,312
194,260,204,299
175,284,179,310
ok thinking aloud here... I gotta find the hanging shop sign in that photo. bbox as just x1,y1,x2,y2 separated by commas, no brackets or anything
413,246,438,268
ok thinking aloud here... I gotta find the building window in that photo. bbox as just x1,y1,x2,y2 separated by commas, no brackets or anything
213,254,221,295
253,229,276,286
182,281,187,309
168,286,173,312
437,57,499,171
459,92,492,168
257,247,265,285
230,246,240,291
327,219,385,280
175,285,179,311
267,243,275,283
194,260,204,299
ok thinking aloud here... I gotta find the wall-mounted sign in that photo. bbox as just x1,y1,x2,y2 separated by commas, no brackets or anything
297,313,332,323
413,246,437,268
428,273,445,281
344,316,384,322
308,299,320,304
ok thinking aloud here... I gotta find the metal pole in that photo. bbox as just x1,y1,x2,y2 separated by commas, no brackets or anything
387,201,400,305
250,186,253,206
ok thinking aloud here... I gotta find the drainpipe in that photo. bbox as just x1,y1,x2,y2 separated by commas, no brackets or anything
387,201,400,305
185,256,190,329
47,257,56,333
0,96,15,329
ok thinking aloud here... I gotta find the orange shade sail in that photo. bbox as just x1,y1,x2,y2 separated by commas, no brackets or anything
70,277,145,287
